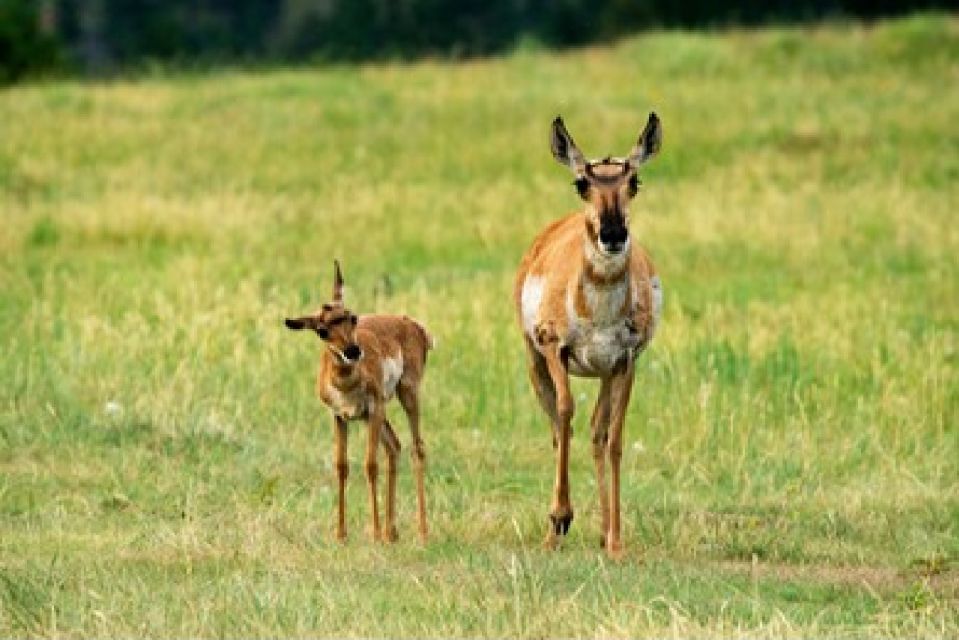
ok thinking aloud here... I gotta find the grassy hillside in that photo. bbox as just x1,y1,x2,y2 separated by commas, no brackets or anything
1,13,957,638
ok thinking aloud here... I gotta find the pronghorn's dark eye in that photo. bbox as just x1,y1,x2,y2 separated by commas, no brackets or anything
574,177,590,199
317,326,329,339
627,174,640,198
350,314,358,325
329,316,344,326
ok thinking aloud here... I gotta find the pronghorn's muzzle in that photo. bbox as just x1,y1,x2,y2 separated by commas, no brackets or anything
343,344,362,362
599,223,629,255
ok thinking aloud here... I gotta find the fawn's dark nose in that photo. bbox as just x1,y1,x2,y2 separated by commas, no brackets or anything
343,344,362,362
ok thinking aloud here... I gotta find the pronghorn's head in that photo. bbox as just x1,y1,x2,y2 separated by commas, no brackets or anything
285,260,363,364
550,112,662,258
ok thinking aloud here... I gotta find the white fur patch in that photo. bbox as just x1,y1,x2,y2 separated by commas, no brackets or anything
565,277,636,377
585,280,627,326
521,275,545,338
381,354,404,400
325,384,367,421
583,235,629,276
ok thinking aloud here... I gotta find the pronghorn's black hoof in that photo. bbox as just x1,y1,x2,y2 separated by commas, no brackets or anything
549,511,574,536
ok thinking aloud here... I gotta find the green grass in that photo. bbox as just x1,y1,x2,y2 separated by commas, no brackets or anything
1,13,957,638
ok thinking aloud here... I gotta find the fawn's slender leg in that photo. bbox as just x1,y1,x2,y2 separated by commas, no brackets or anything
606,360,635,558
541,344,574,547
332,414,349,541
524,336,560,447
398,383,428,542
380,419,401,542
590,377,613,548
364,408,383,541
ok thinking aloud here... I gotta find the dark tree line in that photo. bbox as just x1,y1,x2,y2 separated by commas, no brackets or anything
1,0,952,81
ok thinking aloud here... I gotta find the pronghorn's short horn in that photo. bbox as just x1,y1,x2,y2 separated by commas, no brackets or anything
333,259,344,303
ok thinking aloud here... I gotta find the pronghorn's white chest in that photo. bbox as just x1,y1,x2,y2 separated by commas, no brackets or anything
323,382,370,421
565,279,640,377
321,353,405,420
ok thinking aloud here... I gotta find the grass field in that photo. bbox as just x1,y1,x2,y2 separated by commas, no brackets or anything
1,13,958,638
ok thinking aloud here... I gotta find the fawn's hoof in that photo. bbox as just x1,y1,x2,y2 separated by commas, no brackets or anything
605,538,624,560
382,526,399,543
549,509,574,536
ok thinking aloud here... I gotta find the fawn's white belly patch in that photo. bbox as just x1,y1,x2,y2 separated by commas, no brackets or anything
381,355,404,400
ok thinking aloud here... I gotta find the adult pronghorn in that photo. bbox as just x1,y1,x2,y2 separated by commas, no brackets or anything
285,261,432,543
514,112,663,557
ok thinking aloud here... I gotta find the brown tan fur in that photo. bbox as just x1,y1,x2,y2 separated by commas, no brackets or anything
514,113,663,558
285,261,432,543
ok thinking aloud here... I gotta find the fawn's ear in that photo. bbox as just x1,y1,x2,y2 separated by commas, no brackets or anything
627,112,662,168
285,317,308,330
332,260,344,303
551,116,587,175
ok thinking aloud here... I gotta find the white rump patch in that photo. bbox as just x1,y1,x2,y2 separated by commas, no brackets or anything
381,354,404,400
521,275,545,338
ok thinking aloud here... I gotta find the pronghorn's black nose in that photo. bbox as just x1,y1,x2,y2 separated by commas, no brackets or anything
599,224,628,253
343,344,362,361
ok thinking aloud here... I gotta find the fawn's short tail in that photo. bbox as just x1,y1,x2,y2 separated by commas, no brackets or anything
412,319,434,354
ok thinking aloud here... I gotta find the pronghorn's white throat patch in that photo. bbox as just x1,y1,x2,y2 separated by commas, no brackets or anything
585,235,630,275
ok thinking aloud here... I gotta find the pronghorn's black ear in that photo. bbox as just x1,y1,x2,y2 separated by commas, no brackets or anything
332,260,344,303
551,116,586,174
285,317,307,331
628,112,662,168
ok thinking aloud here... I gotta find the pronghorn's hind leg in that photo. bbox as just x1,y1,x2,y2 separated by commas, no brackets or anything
590,378,613,548
380,419,402,542
397,380,428,543
524,336,561,448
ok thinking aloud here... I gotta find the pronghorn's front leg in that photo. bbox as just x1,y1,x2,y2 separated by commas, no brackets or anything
524,336,560,448
590,377,612,548
364,406,384,541
606,360,636,558
539,337,575,547
333,414,349,541
380,419,401,542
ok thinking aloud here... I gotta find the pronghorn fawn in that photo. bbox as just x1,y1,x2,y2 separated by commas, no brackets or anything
514,112,663,557
285,261,432,543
